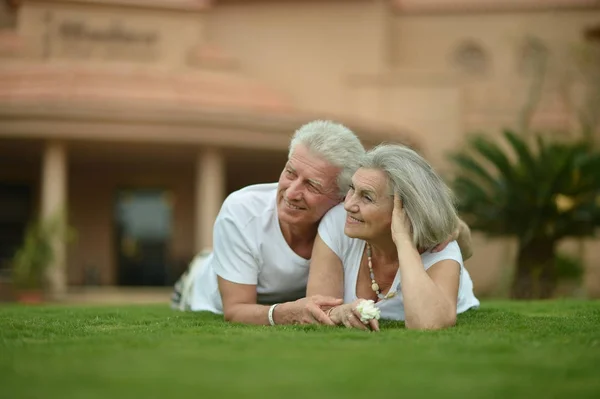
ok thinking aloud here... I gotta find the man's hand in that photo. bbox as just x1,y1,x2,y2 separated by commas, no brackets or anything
431,218,473,261
431,227,460,253
276,295,343,325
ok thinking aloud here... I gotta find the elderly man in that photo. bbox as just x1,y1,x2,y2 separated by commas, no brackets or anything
172,120,472,326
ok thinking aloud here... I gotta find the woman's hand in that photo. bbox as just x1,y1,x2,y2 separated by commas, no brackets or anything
391,193,414,248
329,300,380,332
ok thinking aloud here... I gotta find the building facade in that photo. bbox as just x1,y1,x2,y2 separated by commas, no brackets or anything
1,0,599,298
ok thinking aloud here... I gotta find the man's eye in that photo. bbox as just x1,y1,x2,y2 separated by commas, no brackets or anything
348,184,355,191
364,195,373,202
307,184,320,194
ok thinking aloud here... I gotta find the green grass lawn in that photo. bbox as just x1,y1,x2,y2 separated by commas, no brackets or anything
1,300,599,399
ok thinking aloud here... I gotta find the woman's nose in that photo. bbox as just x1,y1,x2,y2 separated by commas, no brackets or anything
344,194,358,212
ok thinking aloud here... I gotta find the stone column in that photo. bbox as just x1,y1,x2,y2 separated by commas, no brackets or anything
195,147,225,253
41,141,68,299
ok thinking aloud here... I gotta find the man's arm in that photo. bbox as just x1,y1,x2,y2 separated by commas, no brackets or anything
211,199,279,325
218,277,342,325
217,278,263,323
213,196,341,326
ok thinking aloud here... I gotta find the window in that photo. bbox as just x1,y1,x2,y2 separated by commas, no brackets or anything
1,0,19,29
451,40,490,76
518,36,549,76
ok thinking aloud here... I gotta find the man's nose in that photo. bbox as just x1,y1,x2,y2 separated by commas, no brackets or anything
286,180,303,201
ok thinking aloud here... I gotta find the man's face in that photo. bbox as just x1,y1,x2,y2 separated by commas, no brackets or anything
277,144,342,229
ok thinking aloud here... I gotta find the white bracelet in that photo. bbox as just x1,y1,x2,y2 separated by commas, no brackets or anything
268,303,279,326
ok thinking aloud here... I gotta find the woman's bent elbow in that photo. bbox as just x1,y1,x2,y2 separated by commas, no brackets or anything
222,308,236,322
406,313,456,330
442,313,457,329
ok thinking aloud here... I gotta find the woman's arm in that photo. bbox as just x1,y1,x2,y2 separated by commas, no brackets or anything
306,234,344,299
396,243,460,330
308,235,378,331
392,195,460,330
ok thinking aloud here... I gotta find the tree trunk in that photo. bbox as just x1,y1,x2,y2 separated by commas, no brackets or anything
511,239,556,299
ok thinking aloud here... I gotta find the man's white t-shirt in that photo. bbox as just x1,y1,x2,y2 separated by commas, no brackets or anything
190,183,310,313
318,204,480,321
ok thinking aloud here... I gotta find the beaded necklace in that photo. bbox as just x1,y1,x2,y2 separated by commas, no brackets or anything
366,243,397,300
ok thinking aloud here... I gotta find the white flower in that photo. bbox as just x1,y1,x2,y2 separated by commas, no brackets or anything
355,299,381,323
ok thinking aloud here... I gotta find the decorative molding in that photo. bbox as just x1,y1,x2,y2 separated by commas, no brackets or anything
0,64,294,113
345,70,458,88
24,0,212,12
393,0,600,14
187,44,240,71
0,102,415,150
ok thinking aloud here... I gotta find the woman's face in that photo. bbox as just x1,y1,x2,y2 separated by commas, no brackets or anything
343,168,394,241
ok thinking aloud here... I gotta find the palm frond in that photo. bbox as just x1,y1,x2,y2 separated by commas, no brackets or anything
450,131,600,242
449,153,499,189
468,135,515,182
503,129,536,174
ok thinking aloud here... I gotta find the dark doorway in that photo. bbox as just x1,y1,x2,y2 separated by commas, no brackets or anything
114,189,172,286
0,183,33,273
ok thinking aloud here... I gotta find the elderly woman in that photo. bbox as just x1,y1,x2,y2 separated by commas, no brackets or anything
306,144,479,331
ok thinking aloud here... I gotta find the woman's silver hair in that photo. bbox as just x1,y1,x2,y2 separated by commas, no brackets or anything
360,144,458,250
289,120,365,197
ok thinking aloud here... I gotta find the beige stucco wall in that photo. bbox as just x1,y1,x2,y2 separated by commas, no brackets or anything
206,4,600,166
392,10,600,134
208,0,390,116
392,11,597,70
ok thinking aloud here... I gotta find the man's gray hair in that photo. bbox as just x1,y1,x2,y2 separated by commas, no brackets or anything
360,144,458,250
289,120,365,197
